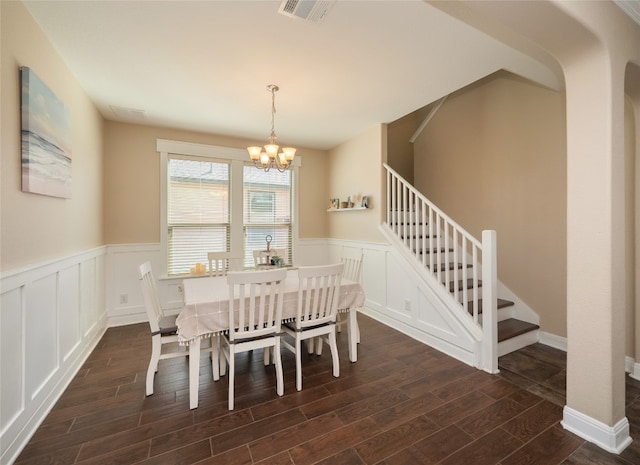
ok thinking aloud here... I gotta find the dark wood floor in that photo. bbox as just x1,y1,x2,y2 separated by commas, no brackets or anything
15,314,640,465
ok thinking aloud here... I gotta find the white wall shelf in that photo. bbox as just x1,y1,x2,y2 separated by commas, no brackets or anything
327,207,368,212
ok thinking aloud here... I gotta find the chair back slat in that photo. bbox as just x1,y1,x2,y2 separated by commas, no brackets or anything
227,268,287,342
138,261,163,333
296,263,343,329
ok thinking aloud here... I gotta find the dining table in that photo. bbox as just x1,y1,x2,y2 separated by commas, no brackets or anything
177,268,366,409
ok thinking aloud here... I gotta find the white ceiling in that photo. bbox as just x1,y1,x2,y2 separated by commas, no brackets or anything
23,0,565,150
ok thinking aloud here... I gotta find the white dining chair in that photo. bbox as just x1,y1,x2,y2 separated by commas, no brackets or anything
208,251,242,277
253,249,285,268
221,268,287,410
341,248,363,283
336,248,363,341
282,263,343,391
138,261,216,395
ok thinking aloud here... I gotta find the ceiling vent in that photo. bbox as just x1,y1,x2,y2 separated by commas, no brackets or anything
110,105,146,121
278,0,336,23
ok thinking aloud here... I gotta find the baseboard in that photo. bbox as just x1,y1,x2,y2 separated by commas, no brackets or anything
539,332,638,377
562,406,632,454
539,331,567,351
107,313,149,328
629,361,640,381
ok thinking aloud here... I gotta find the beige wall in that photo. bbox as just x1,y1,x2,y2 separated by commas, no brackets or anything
327,125,386,243
387,111,419,184
1,1,104,272
414,71,568,337
104,121,329,244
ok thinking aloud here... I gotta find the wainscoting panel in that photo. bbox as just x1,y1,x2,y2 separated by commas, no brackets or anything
0,287,23,443
349,239,479,366
0,247,107,465
25,274,58,401
106,243,173,327
59,264,81,362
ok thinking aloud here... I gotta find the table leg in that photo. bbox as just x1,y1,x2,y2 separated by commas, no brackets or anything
189,338,201,409
348,309,358,362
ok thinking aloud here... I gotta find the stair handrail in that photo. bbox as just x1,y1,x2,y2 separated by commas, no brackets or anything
383,164,481,249
383,163,498,373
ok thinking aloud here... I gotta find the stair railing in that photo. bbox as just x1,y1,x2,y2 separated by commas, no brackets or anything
384,163,498,373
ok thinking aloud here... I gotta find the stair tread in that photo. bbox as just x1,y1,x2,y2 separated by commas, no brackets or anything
449,279,482,292
467,298,514,314
418,248,454,254
427,263,473,272
498,318,539,342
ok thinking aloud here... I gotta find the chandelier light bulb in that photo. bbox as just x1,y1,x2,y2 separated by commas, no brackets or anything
248,146,262,161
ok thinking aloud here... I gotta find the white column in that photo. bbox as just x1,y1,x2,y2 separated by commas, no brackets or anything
561,49,631,453
629,71,640,381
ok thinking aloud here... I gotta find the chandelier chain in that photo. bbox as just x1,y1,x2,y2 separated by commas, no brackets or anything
270,88,277,141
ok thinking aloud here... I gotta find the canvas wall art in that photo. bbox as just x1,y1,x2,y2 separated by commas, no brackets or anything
21,66,72,198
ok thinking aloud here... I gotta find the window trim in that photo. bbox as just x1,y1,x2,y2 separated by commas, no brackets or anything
157,139,300,278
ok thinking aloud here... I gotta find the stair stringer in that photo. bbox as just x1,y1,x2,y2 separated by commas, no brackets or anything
374,223,485,368
380,222,542,362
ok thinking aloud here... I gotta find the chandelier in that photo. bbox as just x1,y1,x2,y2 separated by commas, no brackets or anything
247,84,296,172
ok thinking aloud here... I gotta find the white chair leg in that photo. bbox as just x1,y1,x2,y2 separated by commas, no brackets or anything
189,338,201,410
329,331,340,378
274,339,284,396
211,335,220,381
347,309,358,362
228,350,235,411
296,336,303,391
146,334,161,396
220,338,227,377
315,336,323,355
264,347,271,366
306,337,315,354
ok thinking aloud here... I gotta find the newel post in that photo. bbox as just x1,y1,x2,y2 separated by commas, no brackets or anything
481,230,498,373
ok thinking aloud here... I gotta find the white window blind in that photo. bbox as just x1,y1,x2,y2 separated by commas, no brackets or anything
167,157,229,275
243,167,293,268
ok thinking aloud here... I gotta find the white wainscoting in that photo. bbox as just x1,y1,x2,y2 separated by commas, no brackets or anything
0,247,107,465
115,242,640,382
3,239,584,464
325,239,481,367
105,240,341,328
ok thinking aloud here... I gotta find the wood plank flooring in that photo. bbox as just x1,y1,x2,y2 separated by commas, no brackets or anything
14,314,640,465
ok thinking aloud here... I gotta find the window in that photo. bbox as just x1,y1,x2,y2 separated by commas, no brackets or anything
166,157,229,275
243,167,293,268
248,191,275,223
159,140,298,277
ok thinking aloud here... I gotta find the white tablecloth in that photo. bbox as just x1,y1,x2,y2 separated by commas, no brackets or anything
177,269,366,345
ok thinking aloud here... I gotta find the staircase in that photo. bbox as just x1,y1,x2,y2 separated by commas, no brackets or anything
382,163,539,372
